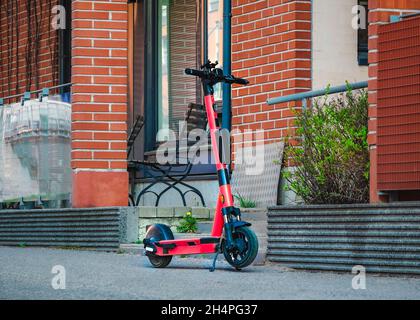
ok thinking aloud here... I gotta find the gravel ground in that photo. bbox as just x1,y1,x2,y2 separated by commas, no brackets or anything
0,246,419,300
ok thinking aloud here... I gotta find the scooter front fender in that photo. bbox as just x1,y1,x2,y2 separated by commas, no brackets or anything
231,220,252,230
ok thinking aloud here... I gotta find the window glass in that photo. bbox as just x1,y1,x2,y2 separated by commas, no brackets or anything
358,0,368,66
146,0,219,144
157,0,170,141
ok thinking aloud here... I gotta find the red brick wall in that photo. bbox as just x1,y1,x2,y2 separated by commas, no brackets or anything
231,0,311,154
0,0,59,101
71,0,129,207
368,0,420,202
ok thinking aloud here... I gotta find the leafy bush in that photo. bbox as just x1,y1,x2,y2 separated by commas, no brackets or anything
283,88,369,204
176,211,198,233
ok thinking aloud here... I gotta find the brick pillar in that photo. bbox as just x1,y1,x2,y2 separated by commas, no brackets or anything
71,0,129,207
231,0,312,152
368,0,420,203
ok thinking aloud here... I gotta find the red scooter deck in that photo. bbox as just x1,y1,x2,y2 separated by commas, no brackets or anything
154,237,219,256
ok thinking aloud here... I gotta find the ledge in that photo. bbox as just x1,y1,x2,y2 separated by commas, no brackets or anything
137,206,211,219
268,202,420,211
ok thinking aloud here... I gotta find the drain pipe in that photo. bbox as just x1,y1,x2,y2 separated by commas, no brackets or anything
222,0,232,131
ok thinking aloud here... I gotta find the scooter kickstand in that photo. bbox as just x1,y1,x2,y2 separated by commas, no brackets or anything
209,252,219,272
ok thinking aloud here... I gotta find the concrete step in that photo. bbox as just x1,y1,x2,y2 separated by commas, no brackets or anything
196,221,213,234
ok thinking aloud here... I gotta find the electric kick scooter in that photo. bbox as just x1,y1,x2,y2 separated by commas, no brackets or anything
143,61,259,271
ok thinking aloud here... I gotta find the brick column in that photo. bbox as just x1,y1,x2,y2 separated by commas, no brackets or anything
71,0,129,207
368,0,420,203
231,0,312,151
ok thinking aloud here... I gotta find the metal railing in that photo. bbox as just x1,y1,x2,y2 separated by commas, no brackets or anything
267,81,368,108
401,12,420,19
0,83,72,106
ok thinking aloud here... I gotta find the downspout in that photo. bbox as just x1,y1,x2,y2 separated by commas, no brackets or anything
200,0,208,105
202,0,208,64
222,0,231,131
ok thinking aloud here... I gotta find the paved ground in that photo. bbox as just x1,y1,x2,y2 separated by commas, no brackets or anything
1,246,419,300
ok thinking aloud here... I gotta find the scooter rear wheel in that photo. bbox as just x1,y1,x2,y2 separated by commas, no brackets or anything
144,224,173,268
223,227,258,270
148,255,172,268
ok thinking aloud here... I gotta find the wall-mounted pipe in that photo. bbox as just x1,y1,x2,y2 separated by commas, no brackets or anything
267,81,368,105
222,0,232,131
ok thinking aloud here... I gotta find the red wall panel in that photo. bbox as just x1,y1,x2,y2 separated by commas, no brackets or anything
377,16,420,191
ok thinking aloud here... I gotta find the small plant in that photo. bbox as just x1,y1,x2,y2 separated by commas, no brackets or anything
134,239,142,245
176,211,198,233
234,193,257,208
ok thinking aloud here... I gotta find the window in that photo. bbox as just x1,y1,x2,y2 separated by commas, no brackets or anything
142,0,203,150
358,0,368,66
207,0,223,100
129,0,224,176
139,0,224,151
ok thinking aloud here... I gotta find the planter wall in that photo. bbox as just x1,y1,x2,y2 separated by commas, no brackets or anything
267,203,420,275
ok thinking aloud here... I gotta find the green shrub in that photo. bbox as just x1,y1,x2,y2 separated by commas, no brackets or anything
283,87,369,204
176,211,198,233
234,193,257,208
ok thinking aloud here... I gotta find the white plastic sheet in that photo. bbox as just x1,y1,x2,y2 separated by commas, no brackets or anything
0,96,71,205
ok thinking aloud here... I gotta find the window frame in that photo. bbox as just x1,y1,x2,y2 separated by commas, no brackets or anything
58,0,72,101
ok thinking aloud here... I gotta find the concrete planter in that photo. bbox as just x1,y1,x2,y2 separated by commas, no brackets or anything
267,202,420,275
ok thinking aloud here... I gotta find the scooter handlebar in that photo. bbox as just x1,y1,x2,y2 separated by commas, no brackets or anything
184,68,249,86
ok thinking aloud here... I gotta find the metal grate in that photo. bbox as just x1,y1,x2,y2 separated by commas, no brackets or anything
231,142,284,208
0,207,127,251
267,203,420,275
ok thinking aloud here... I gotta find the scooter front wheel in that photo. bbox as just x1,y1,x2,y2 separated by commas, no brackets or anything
223,227,258,270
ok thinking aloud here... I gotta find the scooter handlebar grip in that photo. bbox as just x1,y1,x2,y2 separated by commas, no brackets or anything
185,68,203,77
233,77,249,85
